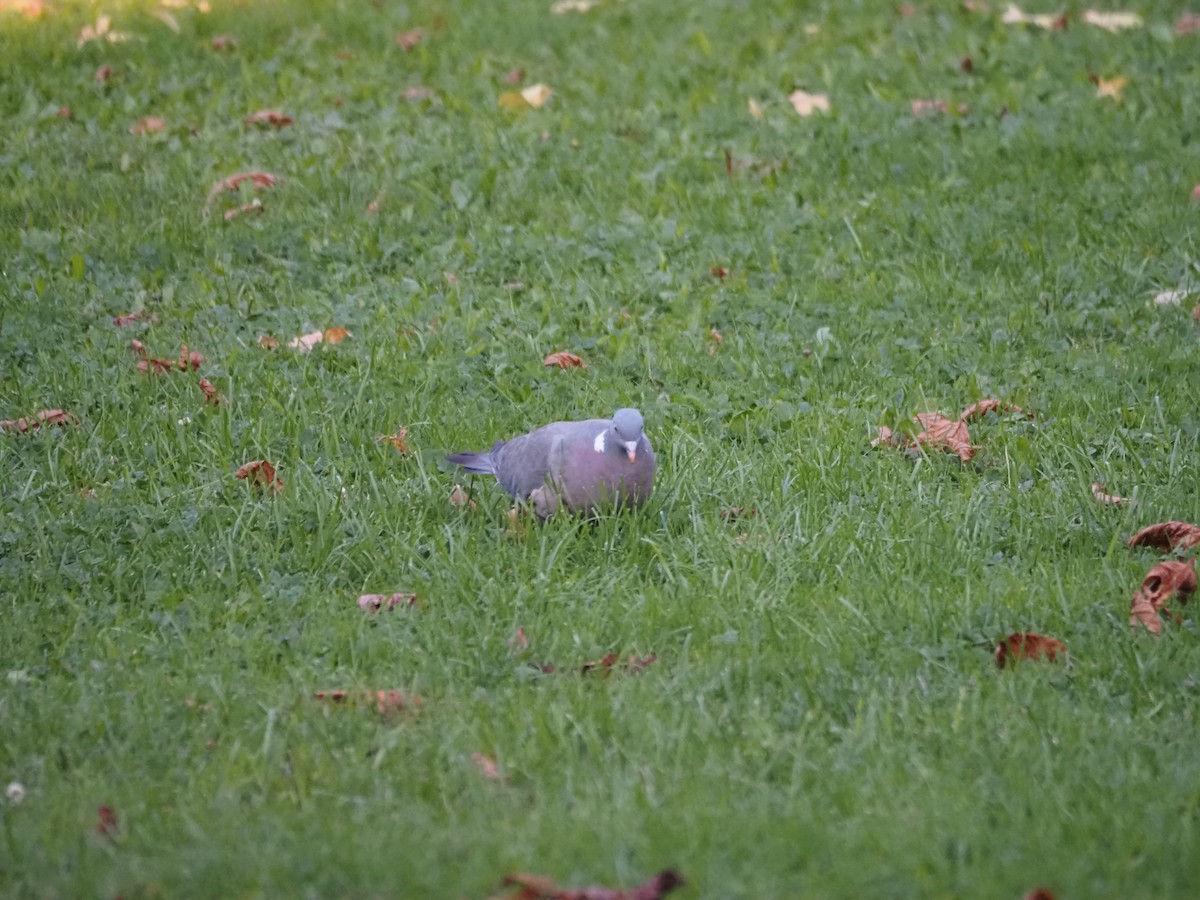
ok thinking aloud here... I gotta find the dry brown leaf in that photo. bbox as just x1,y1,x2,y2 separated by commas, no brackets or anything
95,805,119,838
1089,482,1128,506
315,689,420,715
959,398,1024,420
495,869,684,900
129,116,165,135
994,633,1066,668
521,83,553,108
258,334,279,350
137,357,174,374
1023,889,1057,900
223,198,264,221
203,171,280,215
323,326,352,344
95,65,114,84
1081,9,1141,32
747,98,763,120
710,265,730,280
788,89,830,116
504,67,526,85
77,15,131,46
357,593,418,613
179,344,205,371
112,311,152,326
1177,13,1200,34
235,459,283,493
914,412,977,462
243,109,294,128
543,351,586,369
1093,75,1127,100
582,653,658,677
211,34,235,50
375,427,409,454
508,627,529,650
198,377,220,407
471,752,504,782
0,409,78,433
1127,521,1200,553
288,330,325,352
1130,559,1197,633
396,28,423,49
1000,4,1067,29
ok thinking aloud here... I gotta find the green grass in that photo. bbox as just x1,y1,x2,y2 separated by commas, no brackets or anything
2,0,1200,897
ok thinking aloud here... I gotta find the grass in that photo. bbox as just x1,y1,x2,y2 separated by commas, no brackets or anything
2,0,1200,896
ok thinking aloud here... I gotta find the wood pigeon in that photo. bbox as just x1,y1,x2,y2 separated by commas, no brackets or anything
445,408,655,518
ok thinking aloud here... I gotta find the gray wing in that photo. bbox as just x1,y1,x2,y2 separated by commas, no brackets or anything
492,419,609,499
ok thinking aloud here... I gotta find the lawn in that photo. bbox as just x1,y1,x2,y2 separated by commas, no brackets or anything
2,0,1200,897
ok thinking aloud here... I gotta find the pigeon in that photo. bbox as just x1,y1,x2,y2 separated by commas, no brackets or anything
445,408,655,518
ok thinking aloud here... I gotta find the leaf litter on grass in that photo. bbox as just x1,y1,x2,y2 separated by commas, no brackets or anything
489,869,684,900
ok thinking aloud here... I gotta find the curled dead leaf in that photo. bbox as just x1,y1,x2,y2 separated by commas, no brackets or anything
129,116,165,135
396,28,423,50
1127,521,1200,553
710,265,730,280
315,689,419,715
994,633,1066,668
1001,4,1067,29
257,334,279,350
224,198,264,221
323,326,352,344
0,409,78,433
211,34,235,50
203,171,280,215
543,351,585,369
94,65,113,84
959,399,1025,420
521,83,553,108
1023,889,1057,900
1093,75,1127,100
198,377,220,407
1090,483,1129,506
496,869,684,900
747,98,763,120
788,89,830,116
242,109,294,128
113,311,153,326
471,752,503,782
1130,559,1197,634
375,427,409,453
357,593,418,613
288,330,325,352
95,805,119,838
582,653,658,677
235,459,283,494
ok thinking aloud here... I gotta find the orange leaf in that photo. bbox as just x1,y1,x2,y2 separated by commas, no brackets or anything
0,409,78,433
396,28,423,49
129,116,165,135
198,377,220,407
582,653,657,677
913,412,977,462
137,358,174,374
113,311,152,326
235,459,283,493
1130,559,1197,633
374,427,409,453
543,351,586,369
471,752,503,782
315,689,420,715
179,344,204,371
496,869,684,900
242,109,294,127
959,398,1024,420
95,805,119,838
223,198,264,221
203,171,280,214
994,633,1066,669
1093,75,1127,100
323,326,352,344
258,334,279,350
1128,521,1200,553
1090,482,1130,506
357,593,417,613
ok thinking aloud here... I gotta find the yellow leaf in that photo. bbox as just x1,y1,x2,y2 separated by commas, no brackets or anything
323,326,352,344
498,91,527,111
1095,75,1127,100
747,99,763,120
1081,9,1142,32
521,83,553,109
788,90,830,117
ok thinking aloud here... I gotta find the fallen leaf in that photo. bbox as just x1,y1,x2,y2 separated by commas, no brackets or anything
551,0,602,12
95,65,113,84
449,485,478,509
396,28,423,50
95,805,119,838
708,327,724,344
720,507,757,521
1130,558,1197,633
495,869,685,900
257,334,279,350
1127,521,1200,553
543,351,586,369
235,459,283,493
1177,13,1200,34
288,330,325,352
959,398,1024,420
129,116,166,135
210,34,235,50
77,15,131,46
508,627,529,650
521,83,553,108
1023,889,1056,900
747,98,763,120
203,171,280,215
137,357,174,374
315,689,419,715
56,105,72,118
960,55,974,72
323,326,352,344
582,652,658,677
1090,482,1129,506
1000,4,1067,29
357,593,417,613
504,67,525,85
179,344,204,371
243,109,294,128
1081,9,1141,32
710,265,730,280
911,99,949,116
994,633,1066,668
375,427,409,453
915,412,975,461
1093,75,1127,100
471,752,503,782
0,409,78,433
113,311,152,326
1153,288,1192,306
198,377,220,407
223,198,264,221
788,89,830,116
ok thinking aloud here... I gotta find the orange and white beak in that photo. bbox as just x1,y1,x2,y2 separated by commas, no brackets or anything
624,441,638,463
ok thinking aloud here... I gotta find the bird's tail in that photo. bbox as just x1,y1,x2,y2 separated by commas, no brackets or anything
444,440,503,475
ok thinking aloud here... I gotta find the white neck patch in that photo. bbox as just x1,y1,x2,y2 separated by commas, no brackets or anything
593,431,606,453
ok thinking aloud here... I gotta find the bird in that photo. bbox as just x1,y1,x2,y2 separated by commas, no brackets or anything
445,408,655,519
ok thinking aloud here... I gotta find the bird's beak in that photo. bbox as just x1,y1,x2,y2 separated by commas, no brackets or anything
624,440,638,463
